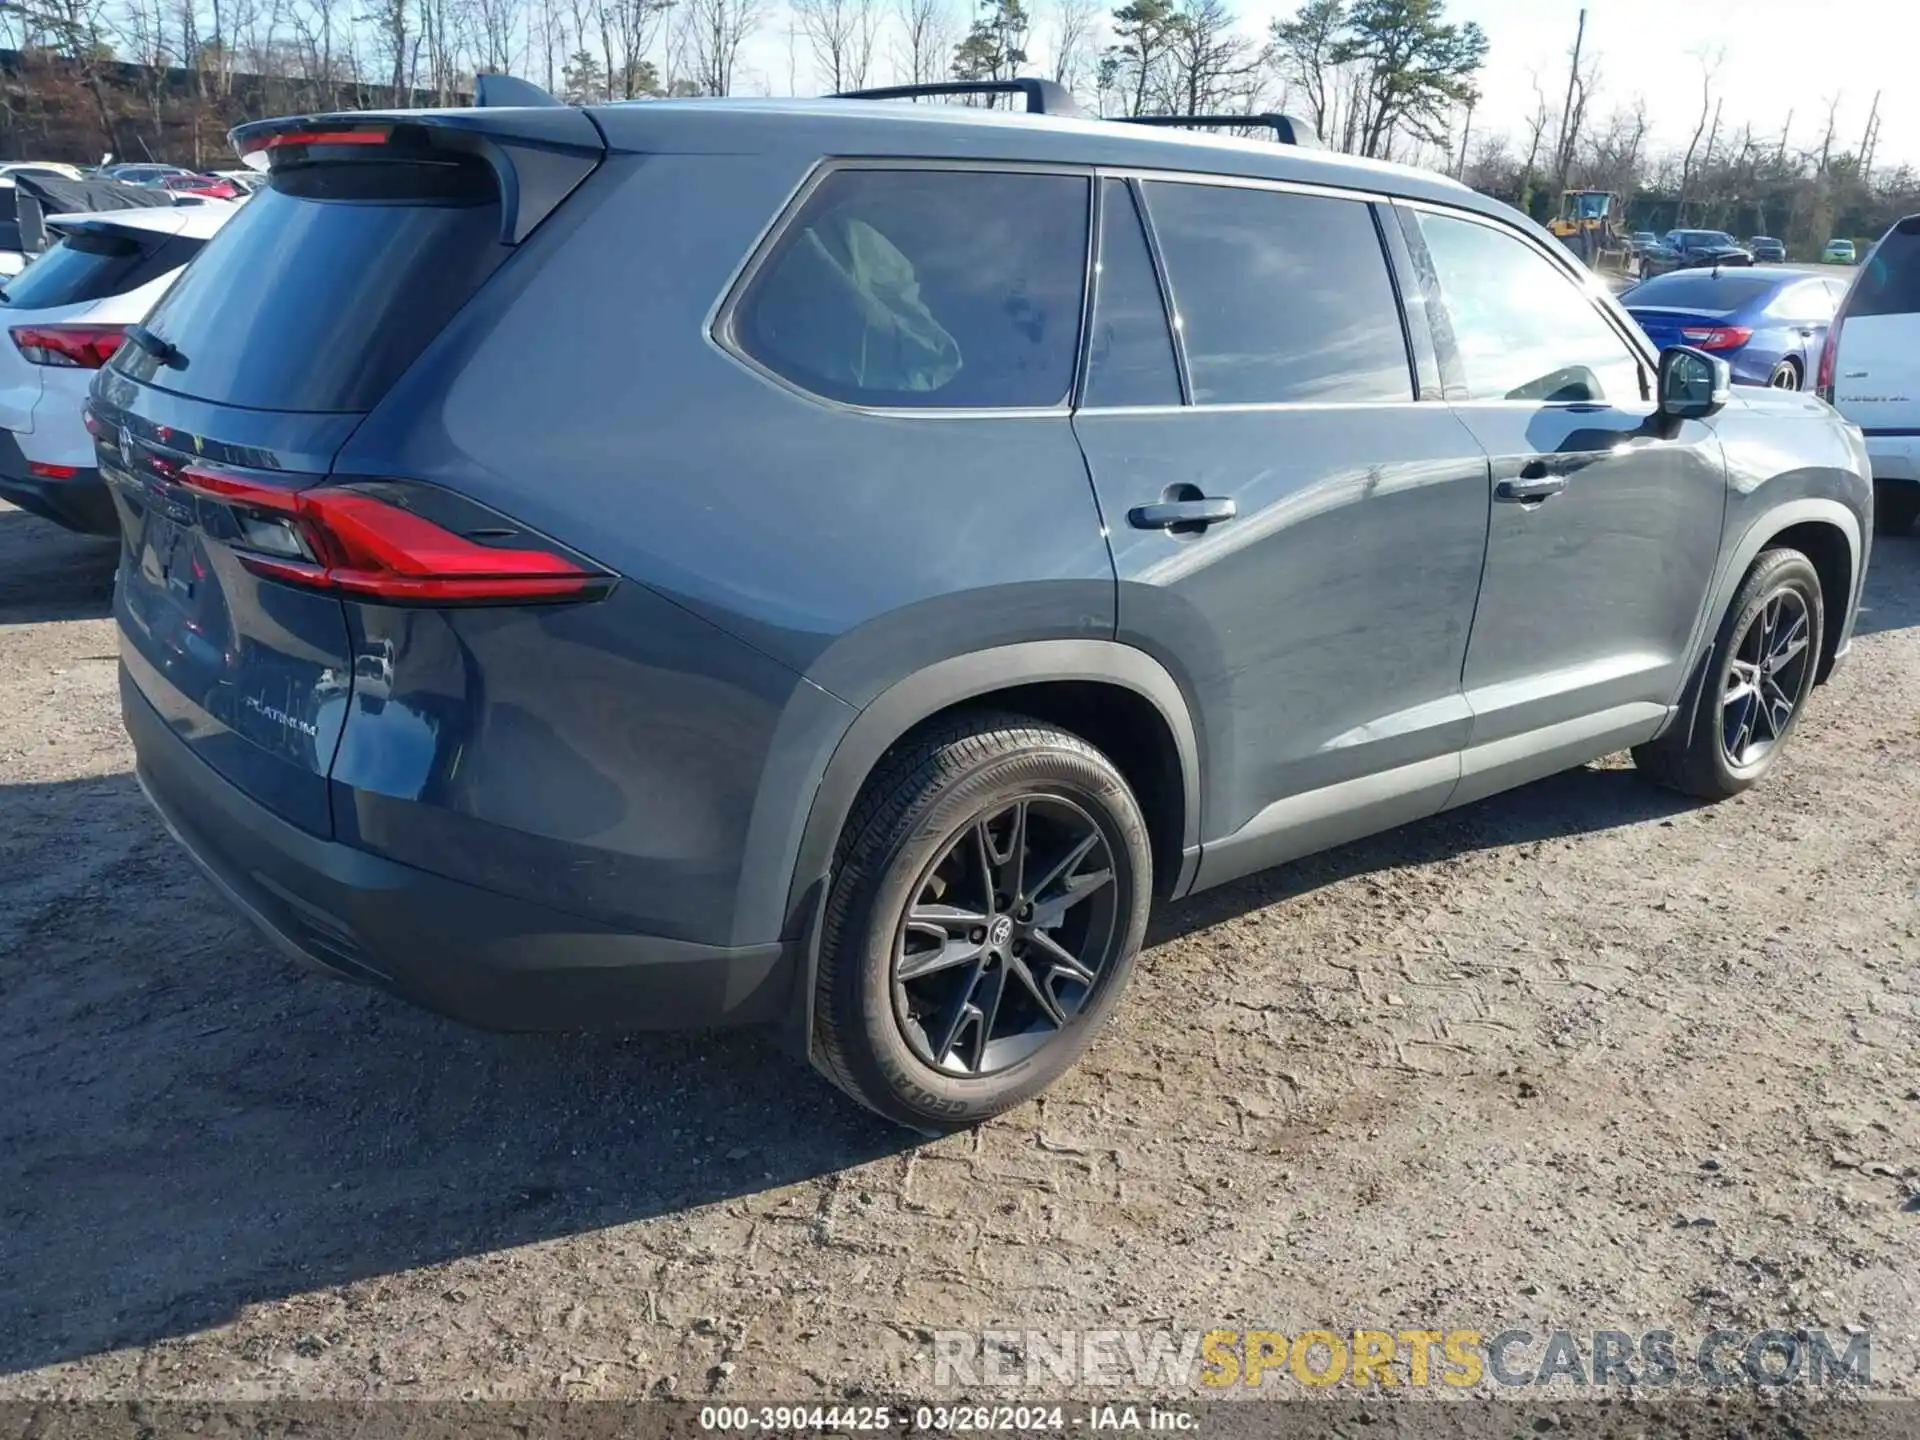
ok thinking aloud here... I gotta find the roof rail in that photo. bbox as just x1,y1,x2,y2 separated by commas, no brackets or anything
833,79,1087,118
475,73,563,107
1118,113,1324,147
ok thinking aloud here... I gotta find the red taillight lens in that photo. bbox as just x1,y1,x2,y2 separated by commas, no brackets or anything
1678,325,1753,352
179,468,610,605
1817,314,1844,402
237,127,391,171
10,324,128,368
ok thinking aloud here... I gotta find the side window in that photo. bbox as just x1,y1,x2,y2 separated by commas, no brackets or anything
1140,181,1412,405
1774,280,1837,323
1848,225,1920,317
1414,211,1644,404
729,168,1090,409
1083,179,1181,408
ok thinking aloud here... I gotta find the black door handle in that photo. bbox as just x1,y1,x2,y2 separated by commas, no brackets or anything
1128,496,1237,530
1495,475,1568,503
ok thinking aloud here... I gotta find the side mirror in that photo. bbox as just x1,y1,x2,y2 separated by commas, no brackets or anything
1658,345,1731,419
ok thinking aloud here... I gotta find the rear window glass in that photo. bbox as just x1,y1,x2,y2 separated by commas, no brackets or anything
124,159,506,412
1,227,198,309
1624,272,1783,309
730,168,1090,409
1141,181,1411,405
1848,226,1920,317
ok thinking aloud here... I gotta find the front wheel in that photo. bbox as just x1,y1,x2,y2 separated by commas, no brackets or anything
1633,547,1824,800
812,713,1152,1131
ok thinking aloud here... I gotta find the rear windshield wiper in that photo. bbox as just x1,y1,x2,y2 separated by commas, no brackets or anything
125,324,181,366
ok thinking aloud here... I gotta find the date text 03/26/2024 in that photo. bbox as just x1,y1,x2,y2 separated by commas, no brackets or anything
698,1406,1195,1432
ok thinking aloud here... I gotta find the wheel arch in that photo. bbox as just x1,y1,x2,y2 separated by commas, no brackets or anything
1667,499,1860,754
776,641,1204,1052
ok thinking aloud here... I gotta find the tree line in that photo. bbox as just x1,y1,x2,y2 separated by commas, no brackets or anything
1,0,1912,258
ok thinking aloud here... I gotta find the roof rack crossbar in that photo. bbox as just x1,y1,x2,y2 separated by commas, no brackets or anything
1118,113,1324,147
832,79,1087,118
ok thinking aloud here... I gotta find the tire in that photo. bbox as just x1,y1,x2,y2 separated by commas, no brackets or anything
1632,547,1824,800
1767,357,1802,390
1876,481,1920,537
812,712,1152,1131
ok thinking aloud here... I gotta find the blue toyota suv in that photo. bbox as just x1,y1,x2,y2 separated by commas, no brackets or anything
92,82,1872,1130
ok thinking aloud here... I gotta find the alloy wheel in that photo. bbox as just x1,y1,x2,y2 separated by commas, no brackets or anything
891,795,1122,1077
1720,587,1813,768
1768,362,1800,390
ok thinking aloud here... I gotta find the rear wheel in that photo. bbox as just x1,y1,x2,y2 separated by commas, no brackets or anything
1876,481,1920,537
1633,547,1823,800
812,713,1151,1131
1767,357,1802,390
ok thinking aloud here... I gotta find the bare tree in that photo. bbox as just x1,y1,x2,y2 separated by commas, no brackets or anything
1164,0,1251,116
1675,49,1721,224
608,0,673,94
679,0,760,94
794,0,876,91
1043,0,1096,94
1814,92,1839,176
893,0,954,85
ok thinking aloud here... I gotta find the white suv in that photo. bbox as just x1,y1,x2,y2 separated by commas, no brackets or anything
1821,214,1920,535
0,202,232,533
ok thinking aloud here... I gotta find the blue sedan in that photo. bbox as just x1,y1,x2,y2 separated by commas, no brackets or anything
1622,267,1849,389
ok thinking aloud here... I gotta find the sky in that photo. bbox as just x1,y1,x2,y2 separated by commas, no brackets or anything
1373,0,1916,170
737,0,1916,171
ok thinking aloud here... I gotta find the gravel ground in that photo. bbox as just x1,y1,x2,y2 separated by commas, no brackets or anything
1,497,1915,1405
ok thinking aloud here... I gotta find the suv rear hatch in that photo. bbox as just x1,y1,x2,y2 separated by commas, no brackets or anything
96,108,605,835
0,212,210,437
1823,215,1920,433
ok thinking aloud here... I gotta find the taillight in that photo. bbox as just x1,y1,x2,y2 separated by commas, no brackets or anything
236,126,391,169
1679,325,1753,352
11,324,128,368
179,467,612,605
1816,313,1844,403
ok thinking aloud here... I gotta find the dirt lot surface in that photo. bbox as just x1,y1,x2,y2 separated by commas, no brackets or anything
2,497,1916,1405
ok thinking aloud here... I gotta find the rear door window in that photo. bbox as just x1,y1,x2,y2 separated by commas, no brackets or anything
1848,223,1920,317
1415,210,1644,404
1083,179,1181,408
124,157,508,413
1138,180,1412,405
730,168,1090,409
1,226,201,310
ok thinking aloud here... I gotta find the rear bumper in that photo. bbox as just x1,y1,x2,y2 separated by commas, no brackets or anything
125,668,795,1032
0,428,115,534
1863,432,1919,484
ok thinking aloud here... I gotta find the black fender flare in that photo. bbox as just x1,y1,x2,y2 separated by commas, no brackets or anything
1665,497,1862,752
776,639,1204,1053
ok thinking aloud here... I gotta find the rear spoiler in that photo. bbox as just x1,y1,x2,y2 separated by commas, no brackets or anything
11,172,175,254
229,106,605,245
